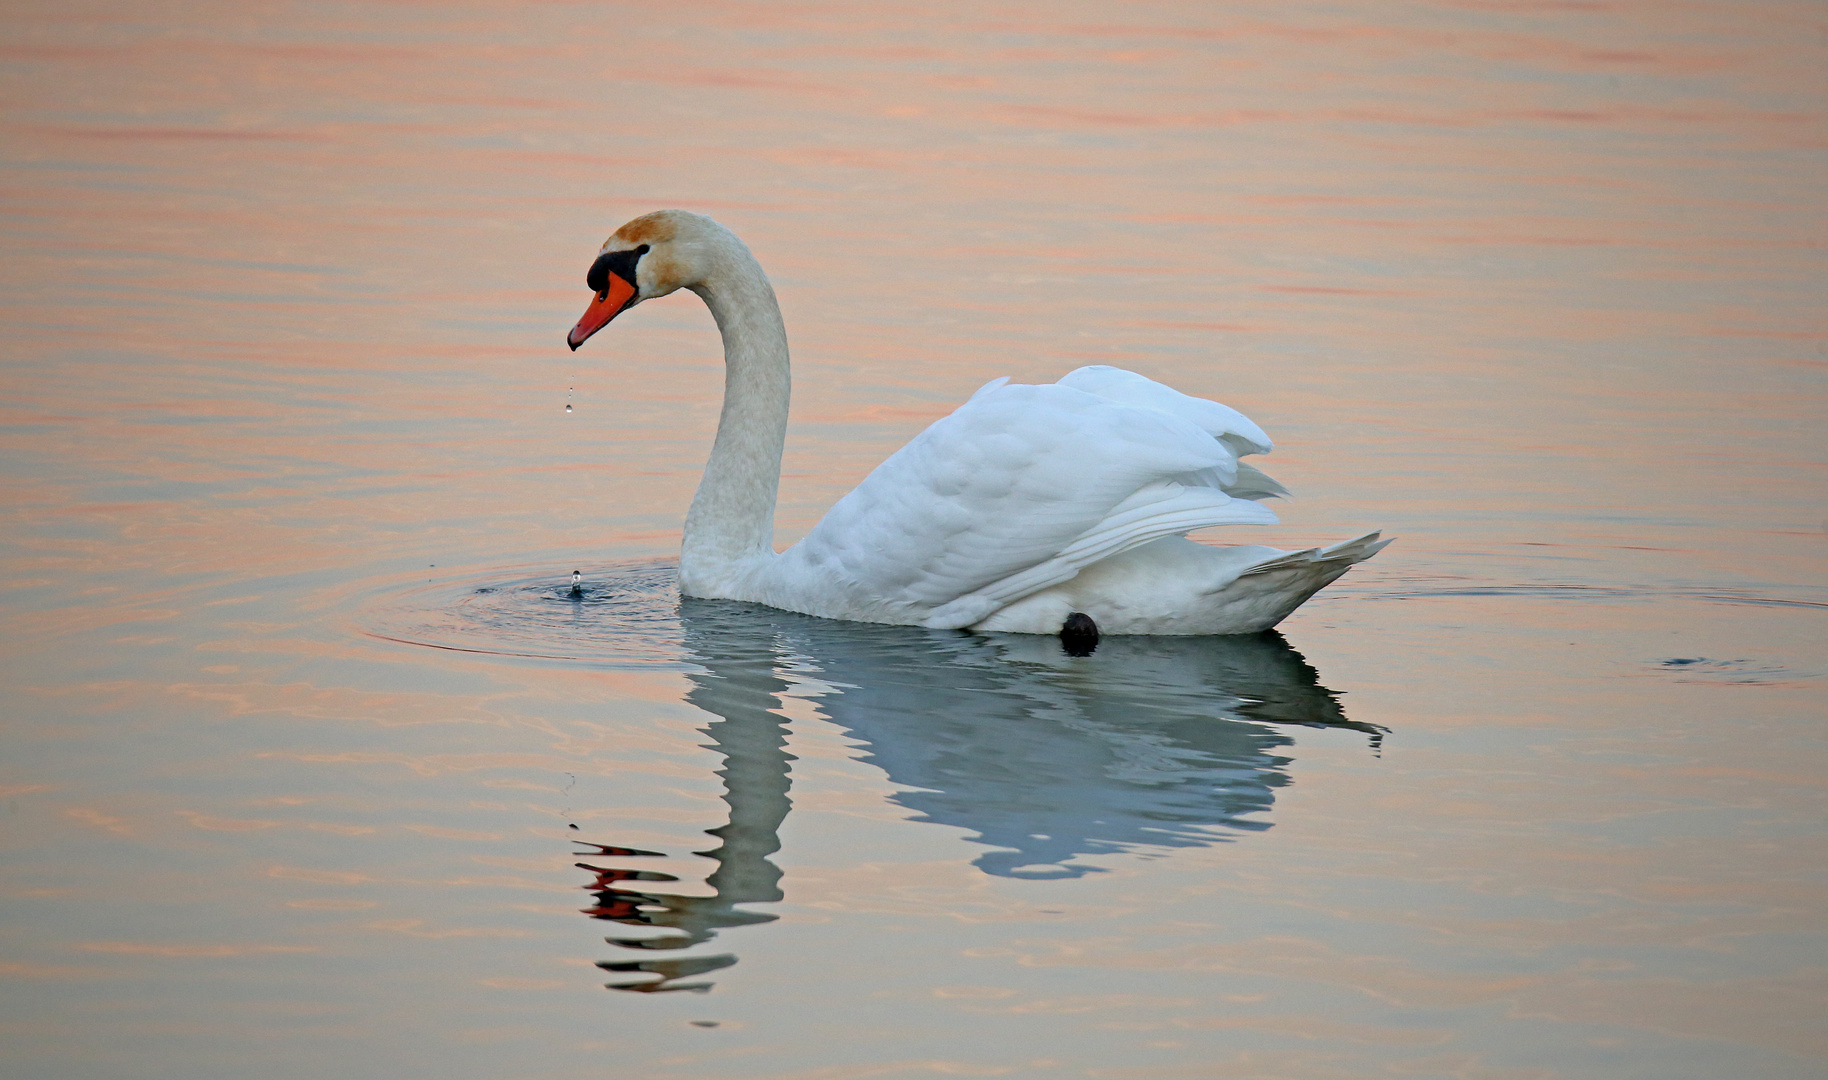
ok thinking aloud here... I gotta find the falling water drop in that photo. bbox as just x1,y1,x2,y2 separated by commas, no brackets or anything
565,386,574,414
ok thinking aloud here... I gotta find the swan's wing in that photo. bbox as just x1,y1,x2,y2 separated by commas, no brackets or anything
1057,365,1271,455
780,378,1279,629
1057,365,1282,495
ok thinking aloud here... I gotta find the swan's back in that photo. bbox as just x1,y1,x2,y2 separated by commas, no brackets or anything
749,367,1290,629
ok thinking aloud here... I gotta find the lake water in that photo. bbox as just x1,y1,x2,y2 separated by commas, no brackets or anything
2,1,1823,1077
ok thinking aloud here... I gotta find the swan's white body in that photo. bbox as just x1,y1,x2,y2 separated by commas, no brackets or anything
571,210,1388,635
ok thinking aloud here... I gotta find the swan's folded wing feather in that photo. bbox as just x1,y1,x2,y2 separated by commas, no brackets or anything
1057,365,1273,457
922,482,1279,629
782,382,1246,621
1173,461,1289,501
1226,461,1289,500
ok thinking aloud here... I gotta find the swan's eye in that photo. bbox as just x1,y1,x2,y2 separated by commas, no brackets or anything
587,244,650,299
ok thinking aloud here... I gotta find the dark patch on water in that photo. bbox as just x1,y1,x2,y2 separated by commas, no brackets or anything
1333,578,1828,612
1649,657,1809,684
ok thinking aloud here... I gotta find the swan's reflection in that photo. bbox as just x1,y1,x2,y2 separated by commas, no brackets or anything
582,624,793,992
585,599,1382,991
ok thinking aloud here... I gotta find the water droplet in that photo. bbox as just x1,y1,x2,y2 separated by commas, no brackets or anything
565,403,572,413
569,570,583,597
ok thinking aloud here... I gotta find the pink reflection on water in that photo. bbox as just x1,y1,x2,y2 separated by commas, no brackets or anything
0,0,1823,1074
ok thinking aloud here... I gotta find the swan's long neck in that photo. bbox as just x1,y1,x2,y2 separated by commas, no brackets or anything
679,239,789,596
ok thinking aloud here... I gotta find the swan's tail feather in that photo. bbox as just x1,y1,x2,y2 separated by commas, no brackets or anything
1237,531,1389,578
1162,531,1389,634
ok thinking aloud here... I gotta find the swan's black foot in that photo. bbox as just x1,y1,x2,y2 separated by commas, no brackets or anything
1060,612,1099,657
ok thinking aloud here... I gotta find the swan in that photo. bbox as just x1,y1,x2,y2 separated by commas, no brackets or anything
567,210,1388,637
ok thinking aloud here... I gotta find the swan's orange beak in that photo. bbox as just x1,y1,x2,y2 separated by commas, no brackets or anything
568,272,637,351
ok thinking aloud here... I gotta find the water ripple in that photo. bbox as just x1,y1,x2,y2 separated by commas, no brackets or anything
360,558,687,666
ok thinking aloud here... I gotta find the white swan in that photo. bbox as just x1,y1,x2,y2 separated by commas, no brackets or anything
567,210,1388,637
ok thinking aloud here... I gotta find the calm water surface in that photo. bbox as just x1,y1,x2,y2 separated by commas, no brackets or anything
2,2,1824,1077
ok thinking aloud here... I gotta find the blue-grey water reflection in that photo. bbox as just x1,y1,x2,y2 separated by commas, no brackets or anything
580,587,1381,990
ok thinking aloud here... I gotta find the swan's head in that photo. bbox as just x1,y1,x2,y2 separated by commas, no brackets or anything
567,210,722,351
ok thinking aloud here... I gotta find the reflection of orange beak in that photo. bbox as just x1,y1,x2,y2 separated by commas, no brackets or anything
568,273,637,351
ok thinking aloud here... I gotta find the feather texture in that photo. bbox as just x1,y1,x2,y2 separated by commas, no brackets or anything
747,370,1290,627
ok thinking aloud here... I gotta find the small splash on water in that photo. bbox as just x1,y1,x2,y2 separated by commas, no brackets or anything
359,558,685,666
